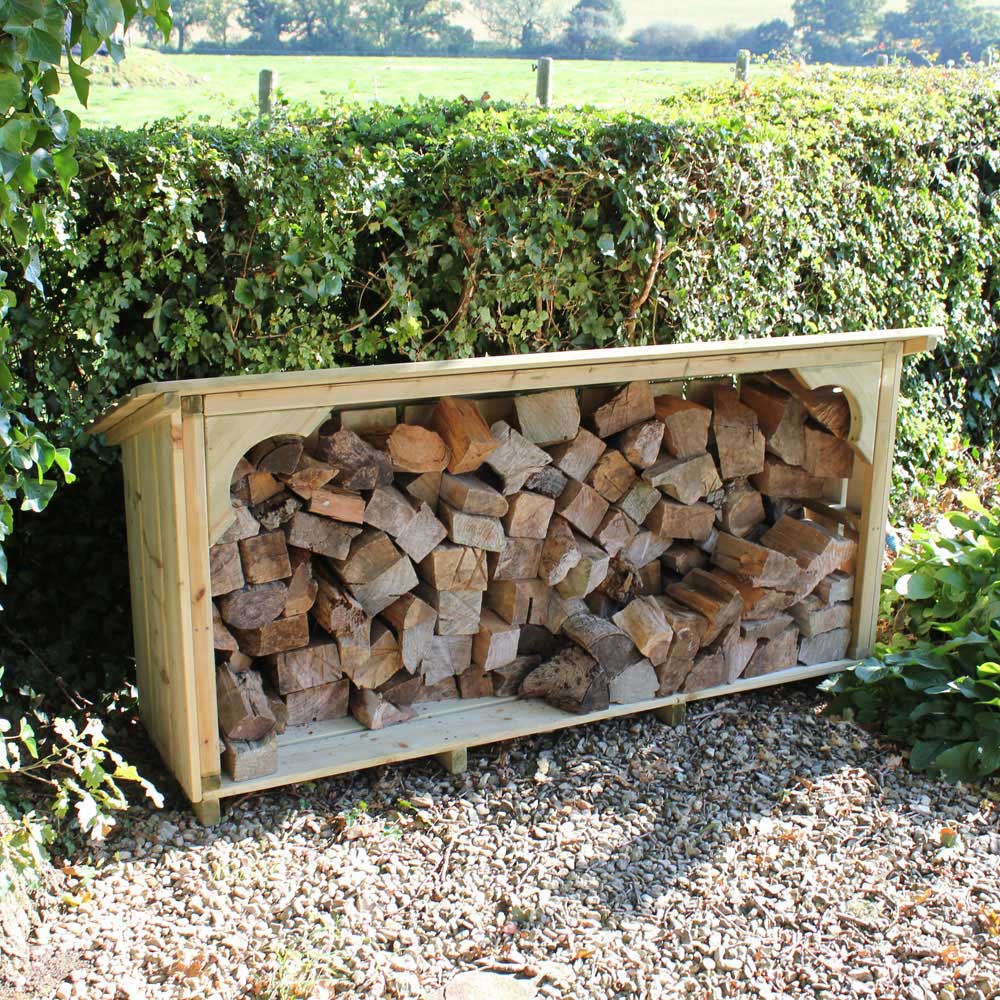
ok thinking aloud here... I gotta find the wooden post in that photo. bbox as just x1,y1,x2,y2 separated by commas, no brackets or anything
536,57,553,108
258,69,275,117
654,702,687,727
193,798,222,826
735,49,751,81
435,747,468,775
875,54,889,67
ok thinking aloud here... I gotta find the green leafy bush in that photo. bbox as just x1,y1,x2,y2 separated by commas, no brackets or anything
824,494,1000,783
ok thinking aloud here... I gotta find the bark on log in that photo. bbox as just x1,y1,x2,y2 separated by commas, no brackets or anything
317,426,393,490
285,511,361,560
519,646,609,714
562,611,640,672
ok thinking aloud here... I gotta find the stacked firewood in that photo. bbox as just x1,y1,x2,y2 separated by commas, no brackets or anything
211,374,859,780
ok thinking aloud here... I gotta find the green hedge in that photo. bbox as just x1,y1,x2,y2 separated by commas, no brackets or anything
4,67,1000,691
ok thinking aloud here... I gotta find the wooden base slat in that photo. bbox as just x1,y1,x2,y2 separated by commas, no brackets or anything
206,659,851,800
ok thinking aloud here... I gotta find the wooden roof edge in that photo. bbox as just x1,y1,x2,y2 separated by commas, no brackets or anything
87,327,944,442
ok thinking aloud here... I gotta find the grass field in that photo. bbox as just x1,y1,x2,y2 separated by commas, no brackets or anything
62,51,739,128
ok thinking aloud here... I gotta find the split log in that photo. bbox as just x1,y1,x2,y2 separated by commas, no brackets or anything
523,465,568,498
488,537,544,581
317,426,393,490
562,612,640,673
662,542,708,575
382,593,437,672
439,472,509,517
712,387,765,479
612,597,674,664
216,666,276,741
330,529,418,615
765,371,851,439
617,420,664,469
421,635,474,685
594,558,637,606
401,470,442,508
308,487,367,524
416,583,483,636
231,456,255,484
719,480,765,538
219,504,261,545
218,581,287,630
285,679,351,726
743,626,799,678
586,449,638,504
264,637,342,694
491,656,540,696
518,624,560,658
547,428,607,481
514,388,581,446
711,531,801,589
239,531,292,586
334,620,371,678
486,421,552,495
761,515,857,588
438,502,505,552
799,627,851,664
594,508,638,558
247,471,284,506
211,542,245,596
213,605,239,652
283,461,336,502
430,397,499,474
618,480,661,525
395,502,448,563
655,395,712,458
555,534,611,598
789,596,853,637
590,381,656,437
554,479,609,537
350,688,415,730
682,648,728,692
709,621,758,683
473,610,520,670
740,380,807,466
346,621,404,689
312,572,367,634
539,516,581,585
221,732,278,782
637,559,661,595
646,498,715,541
340,406,396,434
418,542,488,591
253,493,302,533
644,452,722,505
284,555,318,617
651,597,708,694
814,571,854,605
620,529,671,570
412,675,460,702
711,569,797,619
803,426,854,479
285,511,361,560
377,670,425,707
385,424,451,473
519,646,609,714
232,613,310,657
255,437,304,477
608,659,658,704
666,569,743,646
545,593,589,633
485,578,551,626
751,456,826,499
741,614,794,642
502,492,555,539
457,663,495,698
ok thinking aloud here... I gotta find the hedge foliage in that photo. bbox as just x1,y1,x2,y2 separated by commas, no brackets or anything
4,66,1000,691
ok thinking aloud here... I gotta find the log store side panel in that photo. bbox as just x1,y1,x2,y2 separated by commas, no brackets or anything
91,329,940,822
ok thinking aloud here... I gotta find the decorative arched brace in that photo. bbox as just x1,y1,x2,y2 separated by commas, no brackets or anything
788,361,883,464
205,406,334,543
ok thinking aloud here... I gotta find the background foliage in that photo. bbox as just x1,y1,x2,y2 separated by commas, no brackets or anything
3,66,999,700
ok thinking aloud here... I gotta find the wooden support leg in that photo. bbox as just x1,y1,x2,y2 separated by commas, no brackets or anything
192,798,222,826
654,702,687,727
435,747,468,775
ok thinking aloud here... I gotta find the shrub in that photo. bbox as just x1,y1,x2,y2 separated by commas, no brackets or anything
823,494,1000,783
3,67,1000,695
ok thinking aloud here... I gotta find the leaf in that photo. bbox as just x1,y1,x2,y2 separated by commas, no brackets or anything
895,572,937,600
597,233,616,258
19,477,56,513
25,27,62,65
67,57,90,108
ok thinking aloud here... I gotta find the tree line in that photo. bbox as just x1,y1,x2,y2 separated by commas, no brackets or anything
158,0,1000,65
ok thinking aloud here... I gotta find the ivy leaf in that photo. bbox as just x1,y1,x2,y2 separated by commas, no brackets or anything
19,477,56,512
597,233,616,258
25,27,62,65
895,572,936,600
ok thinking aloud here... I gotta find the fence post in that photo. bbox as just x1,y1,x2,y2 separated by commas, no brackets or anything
258,68,275,117
875,54,889,67
735,49,751,82
536,57,553,108
984,47,995,67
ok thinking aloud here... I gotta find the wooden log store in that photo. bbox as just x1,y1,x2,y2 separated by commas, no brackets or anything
89,329,940,824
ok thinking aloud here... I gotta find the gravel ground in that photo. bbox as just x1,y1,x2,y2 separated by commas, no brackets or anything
4,683,1000,1000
